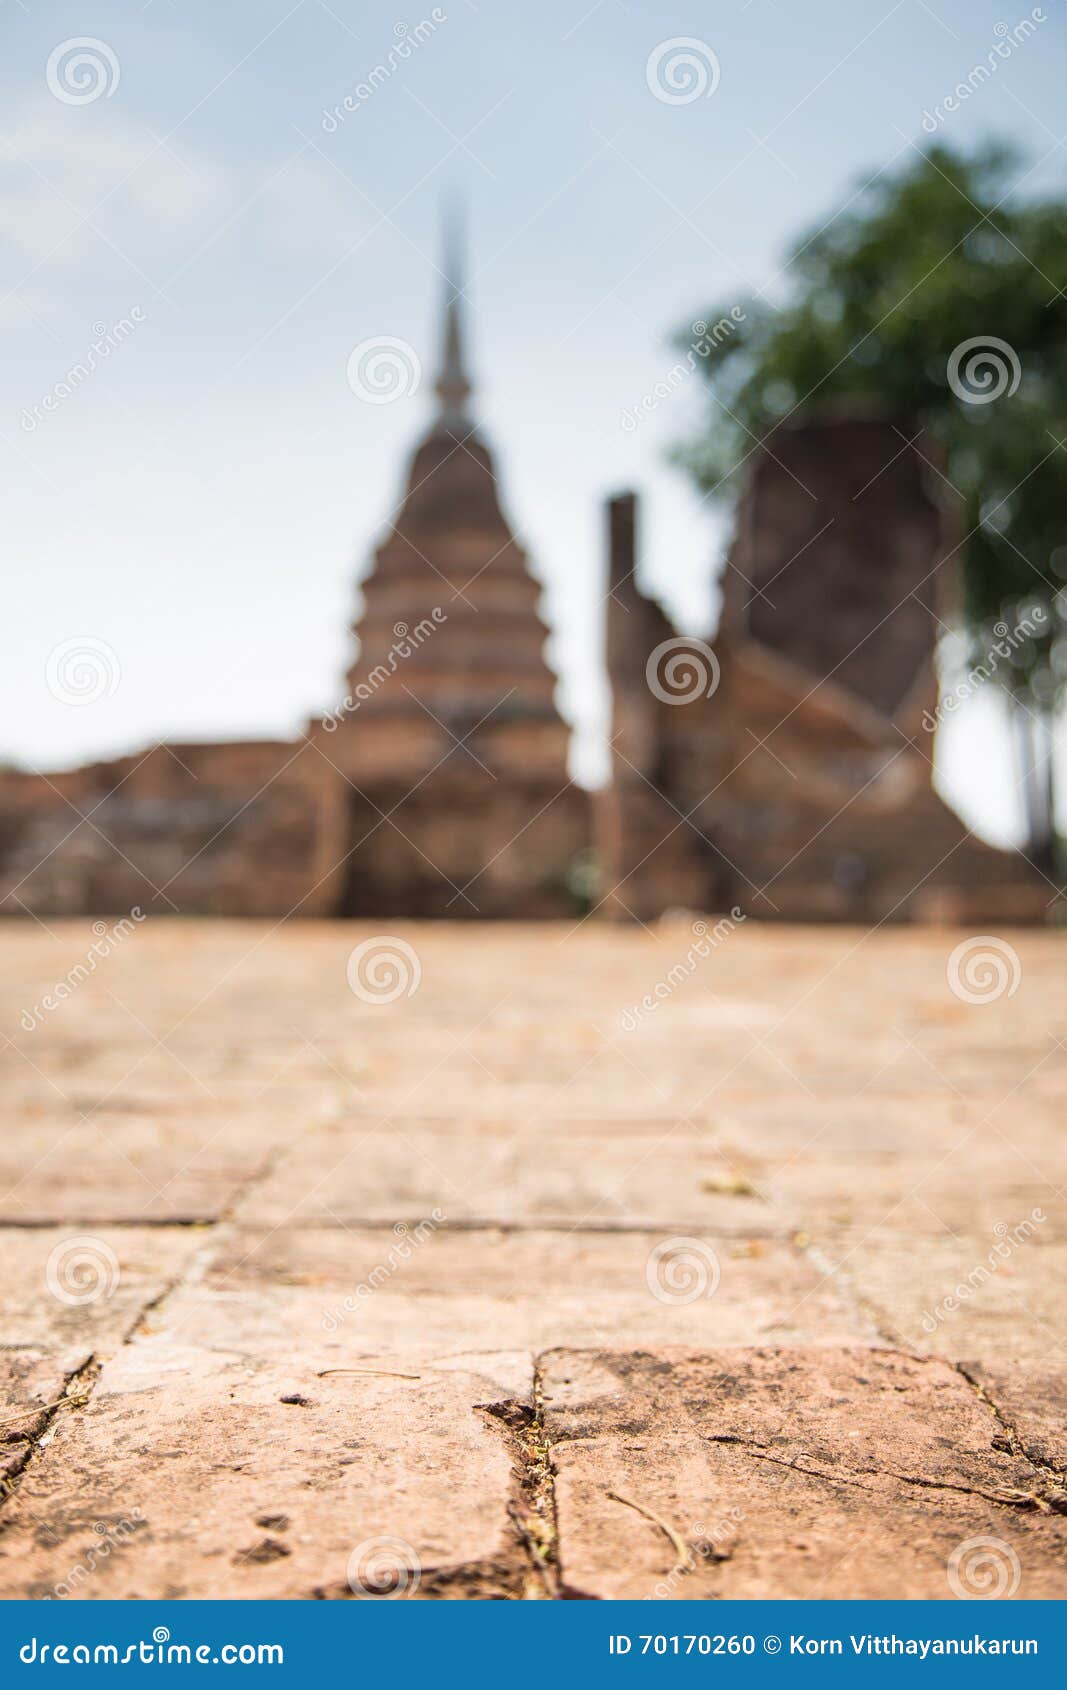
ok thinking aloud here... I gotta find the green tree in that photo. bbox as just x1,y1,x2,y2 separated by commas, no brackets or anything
675,142,1067,873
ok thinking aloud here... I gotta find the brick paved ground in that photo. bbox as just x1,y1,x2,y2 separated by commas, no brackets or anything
0,919,1064,1599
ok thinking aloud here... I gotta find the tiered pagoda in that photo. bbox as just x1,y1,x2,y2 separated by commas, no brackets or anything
319,222,588,916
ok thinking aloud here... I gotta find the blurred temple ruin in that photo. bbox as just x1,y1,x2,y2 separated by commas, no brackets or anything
598,424,1047,924
0,264,1049,923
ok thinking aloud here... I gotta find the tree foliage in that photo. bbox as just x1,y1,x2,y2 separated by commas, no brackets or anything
675,143,1067,861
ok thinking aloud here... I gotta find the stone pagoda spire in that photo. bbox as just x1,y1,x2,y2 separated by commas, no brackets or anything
336,206,568,753
433,205,473,438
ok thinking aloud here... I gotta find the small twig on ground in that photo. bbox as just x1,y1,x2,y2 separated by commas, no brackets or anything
315,1368,421,1380
0,1389,91,1430
606,1489,692,1571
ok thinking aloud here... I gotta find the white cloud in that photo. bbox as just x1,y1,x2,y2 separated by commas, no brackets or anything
0,100,230,268
0,102,370,292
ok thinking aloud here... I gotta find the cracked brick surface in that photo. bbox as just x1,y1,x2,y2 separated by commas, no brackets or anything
541,1348,1067,1599
0,1343,532,1599
0,919,1063,1598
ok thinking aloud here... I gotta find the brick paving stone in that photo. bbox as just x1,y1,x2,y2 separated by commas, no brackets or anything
148,1225,871,1358
756,1141,1066,1236
542,1347,1067,1599
0,1226,202,1350
0,1115,301,1224
234,1127,792,1233
0,1343,533,1599
814,1229,1067,1366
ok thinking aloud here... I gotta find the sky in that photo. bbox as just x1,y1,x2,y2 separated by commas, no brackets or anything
3,0,1065,845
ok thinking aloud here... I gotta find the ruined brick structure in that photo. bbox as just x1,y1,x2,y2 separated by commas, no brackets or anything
0,740,342,919
0,304,1050,922
598,419,1048,923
